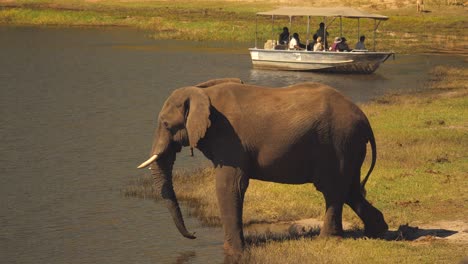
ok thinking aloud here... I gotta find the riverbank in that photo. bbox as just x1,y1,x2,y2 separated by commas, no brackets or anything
1,1,467,54
125,65,467,263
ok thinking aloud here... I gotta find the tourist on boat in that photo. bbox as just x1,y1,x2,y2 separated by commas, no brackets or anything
279,27,290,45
311,34,318,45
355,35,367,50
289,33,304,50
337,37,352,51
308,34,319,50
313,36,324,51
296,33,308,50
329,37,341,51
315,23,329,47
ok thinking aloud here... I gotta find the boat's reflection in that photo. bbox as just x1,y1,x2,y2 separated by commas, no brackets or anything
248,68,390,103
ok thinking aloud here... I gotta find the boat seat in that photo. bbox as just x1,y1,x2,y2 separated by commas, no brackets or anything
274,45,288,50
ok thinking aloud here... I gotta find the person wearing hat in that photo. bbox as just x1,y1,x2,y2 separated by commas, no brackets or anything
337,37,351,51
313,36,324,51
329,37,342,51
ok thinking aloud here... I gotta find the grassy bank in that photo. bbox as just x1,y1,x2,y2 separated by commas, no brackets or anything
1,1,467,54
125,65,467,263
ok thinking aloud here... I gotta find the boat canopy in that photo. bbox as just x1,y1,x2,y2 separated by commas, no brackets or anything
256,7,388,21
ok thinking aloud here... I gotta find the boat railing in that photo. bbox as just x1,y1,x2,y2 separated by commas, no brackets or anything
259,40,374,53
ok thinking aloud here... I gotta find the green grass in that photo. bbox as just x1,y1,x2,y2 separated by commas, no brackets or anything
242,238,467,264
359,67,468,227
0,7,124,26
125,65,467,263
1,1,466,53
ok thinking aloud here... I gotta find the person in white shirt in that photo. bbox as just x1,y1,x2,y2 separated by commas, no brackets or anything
355,35,367,50
289,33,302,50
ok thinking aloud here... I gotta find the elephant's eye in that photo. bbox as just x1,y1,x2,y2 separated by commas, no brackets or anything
163,121,170,129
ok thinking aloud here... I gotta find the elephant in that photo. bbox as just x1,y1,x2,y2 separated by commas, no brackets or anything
137,78,388,256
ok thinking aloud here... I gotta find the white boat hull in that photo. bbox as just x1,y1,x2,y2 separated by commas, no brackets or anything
249,48,393,73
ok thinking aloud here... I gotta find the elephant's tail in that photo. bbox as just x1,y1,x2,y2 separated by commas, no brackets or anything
360,128,377,197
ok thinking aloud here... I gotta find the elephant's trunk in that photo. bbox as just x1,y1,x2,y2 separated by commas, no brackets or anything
151,150,196,239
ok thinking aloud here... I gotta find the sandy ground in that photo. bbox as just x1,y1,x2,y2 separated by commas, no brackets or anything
291,218,468,243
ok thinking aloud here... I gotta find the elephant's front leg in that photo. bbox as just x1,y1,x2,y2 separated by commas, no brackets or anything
215,166,249,256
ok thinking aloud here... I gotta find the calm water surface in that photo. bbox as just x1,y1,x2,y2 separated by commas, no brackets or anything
0,27,465,264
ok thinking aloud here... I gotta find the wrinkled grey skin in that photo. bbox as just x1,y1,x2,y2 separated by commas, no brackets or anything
138,78,388,256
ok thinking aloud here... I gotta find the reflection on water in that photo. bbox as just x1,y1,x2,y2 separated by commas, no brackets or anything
249,69,392,102
249,54,465,103
0,26,465,264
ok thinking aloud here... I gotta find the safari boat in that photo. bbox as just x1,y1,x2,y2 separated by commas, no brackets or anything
249,7,394,74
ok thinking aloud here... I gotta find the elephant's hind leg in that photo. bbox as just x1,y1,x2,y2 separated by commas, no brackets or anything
346,169,388,238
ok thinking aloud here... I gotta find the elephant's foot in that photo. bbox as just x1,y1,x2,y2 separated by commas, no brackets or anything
321,200,344,237
364,219,388,238
319,224,344,237
223,241,244,264
223,253,243,264
347,194,389,238
223,241,244,256
320,213,344,237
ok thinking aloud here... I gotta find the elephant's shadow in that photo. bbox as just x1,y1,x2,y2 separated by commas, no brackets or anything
384,224,458,241
244,223,459,246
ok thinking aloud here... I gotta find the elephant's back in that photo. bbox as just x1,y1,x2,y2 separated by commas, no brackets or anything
204,81,363,137
205,82,347,109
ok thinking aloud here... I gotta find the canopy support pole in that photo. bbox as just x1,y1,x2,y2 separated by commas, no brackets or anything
323,17,327,49
255,15,258,48
271,15,274,44
373,20,382,51
340,17,343,37
357,18,360,41
306,16,310,47
373,20,376,51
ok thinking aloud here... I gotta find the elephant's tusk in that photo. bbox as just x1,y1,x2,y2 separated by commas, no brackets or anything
137,154,158,169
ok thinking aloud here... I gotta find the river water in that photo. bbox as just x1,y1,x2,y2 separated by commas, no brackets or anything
0,26,465,264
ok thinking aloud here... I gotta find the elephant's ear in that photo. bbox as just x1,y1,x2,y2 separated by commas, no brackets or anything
185,87,211,148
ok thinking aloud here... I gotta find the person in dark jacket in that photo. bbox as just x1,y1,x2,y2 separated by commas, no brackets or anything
337,37,351,51
278,27,290,45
